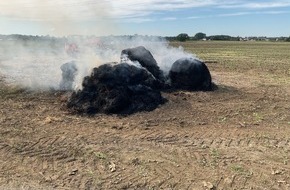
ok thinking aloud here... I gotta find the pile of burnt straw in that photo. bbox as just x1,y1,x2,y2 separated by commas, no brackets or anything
62,46,215,115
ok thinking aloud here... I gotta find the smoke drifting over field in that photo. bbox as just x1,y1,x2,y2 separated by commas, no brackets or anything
0,35,195,90
0,0,196,90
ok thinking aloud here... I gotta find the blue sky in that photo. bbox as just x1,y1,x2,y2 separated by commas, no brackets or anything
1,0,290,37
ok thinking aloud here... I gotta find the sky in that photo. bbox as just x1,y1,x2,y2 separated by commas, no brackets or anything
1,0,290,37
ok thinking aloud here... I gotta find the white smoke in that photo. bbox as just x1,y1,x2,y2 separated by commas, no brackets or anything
0,0,197,90
0,35,196,90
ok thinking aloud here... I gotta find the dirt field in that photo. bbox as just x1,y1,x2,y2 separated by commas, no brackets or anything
0,41,290,189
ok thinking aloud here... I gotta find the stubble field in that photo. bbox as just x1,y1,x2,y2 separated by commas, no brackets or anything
0,41,290,189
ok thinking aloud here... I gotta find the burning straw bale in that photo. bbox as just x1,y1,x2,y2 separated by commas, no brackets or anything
65,46,216,115
67,62,166,115
121,46,165,82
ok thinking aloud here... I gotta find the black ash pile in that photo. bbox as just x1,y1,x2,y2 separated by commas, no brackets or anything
64,46,215,115
67,62,166,114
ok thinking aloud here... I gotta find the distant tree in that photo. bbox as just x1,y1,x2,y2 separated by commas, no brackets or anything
208,35,239,41
194,32,206,40
165,36,176,41
176,33,189,42
286,36,290,42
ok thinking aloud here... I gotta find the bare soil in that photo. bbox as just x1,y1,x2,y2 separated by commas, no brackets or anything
0,41,290,189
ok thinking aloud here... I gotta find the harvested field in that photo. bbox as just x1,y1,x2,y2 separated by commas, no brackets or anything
0,41,290,189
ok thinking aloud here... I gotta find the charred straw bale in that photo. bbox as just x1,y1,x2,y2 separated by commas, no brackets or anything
169,58,214,91
67,63,166,115
65,46,216,115
121,46,165,82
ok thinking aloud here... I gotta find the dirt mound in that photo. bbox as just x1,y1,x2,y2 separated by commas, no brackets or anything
169,57,213,91
67,62,166,114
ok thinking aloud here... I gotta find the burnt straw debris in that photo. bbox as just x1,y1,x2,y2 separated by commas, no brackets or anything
67,62,167,115
65,46,216,115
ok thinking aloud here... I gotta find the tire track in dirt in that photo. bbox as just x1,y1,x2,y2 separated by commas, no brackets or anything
1,126,290,189
111,128,290,189
0,134,90,189
1,119,290,185
1,106,290,190
137,128,290,151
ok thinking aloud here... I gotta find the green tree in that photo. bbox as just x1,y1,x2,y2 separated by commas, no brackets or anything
176,33,189,42
194,32,206,40
286,36,290,42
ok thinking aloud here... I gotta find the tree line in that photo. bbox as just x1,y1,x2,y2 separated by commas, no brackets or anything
166,33,290,42
1,33,290,42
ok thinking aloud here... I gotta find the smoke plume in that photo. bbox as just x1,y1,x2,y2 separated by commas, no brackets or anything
0,35,196,90
0,2,196,90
